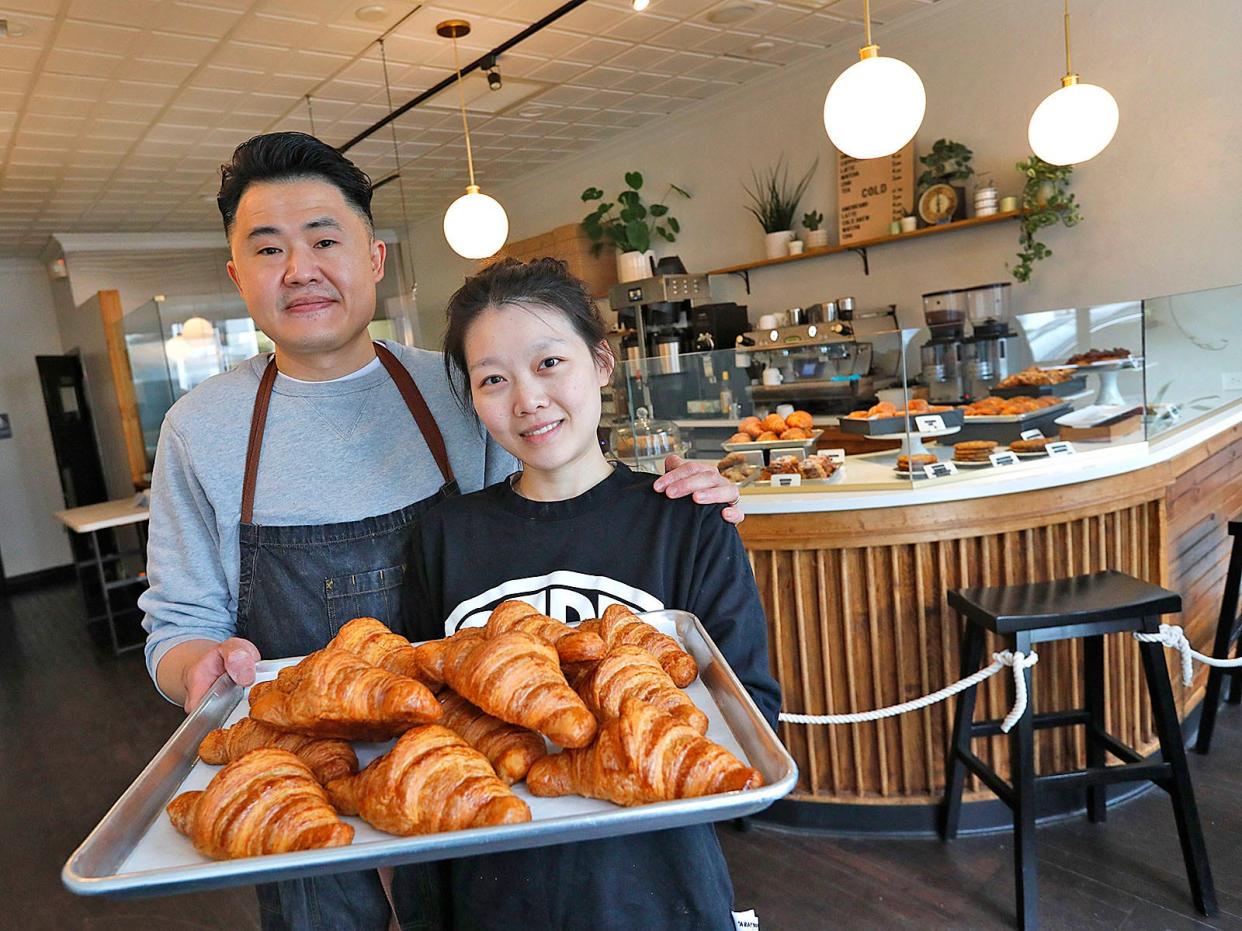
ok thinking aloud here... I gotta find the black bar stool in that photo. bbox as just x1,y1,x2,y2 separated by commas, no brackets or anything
1195,519,1242,754
939,569,1215,930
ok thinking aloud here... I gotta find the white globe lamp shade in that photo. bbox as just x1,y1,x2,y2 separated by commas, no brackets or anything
824,51,926,160
1027,78,1119,166
182,315,214,340
443,186,509,259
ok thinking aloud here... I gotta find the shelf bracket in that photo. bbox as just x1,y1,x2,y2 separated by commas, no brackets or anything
728,269,751,294
850,246,870,276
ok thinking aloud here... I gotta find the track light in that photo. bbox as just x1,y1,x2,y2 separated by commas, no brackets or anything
483,53,501,92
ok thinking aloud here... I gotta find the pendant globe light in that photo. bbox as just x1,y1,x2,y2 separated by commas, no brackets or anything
438,20,509,260
822,0,925,160
1027,0,1118,166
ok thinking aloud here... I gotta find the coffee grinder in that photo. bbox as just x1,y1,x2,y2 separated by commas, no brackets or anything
961,282,1013,399
920,288,967,403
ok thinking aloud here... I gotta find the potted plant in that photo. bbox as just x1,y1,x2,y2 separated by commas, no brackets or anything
1011,155,1081,283
742,157,817,259
917,138,973,224
802,210,829,249
581,172,691,282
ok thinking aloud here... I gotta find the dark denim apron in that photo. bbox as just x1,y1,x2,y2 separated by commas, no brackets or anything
236,344,456,931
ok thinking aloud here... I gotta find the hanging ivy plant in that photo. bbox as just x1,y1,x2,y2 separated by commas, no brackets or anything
1012,156,1081,283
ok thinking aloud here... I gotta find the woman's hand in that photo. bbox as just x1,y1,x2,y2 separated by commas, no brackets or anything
178,637,262,713
656,454,744,524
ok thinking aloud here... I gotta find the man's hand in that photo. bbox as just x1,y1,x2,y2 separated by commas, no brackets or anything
656,454,744,524
180,637,262,713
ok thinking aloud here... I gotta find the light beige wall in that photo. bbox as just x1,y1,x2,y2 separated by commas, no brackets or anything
409,0,1242,347
0,258,72,576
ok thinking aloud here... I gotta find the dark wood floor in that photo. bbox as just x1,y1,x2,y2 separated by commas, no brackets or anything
5,580,1241,930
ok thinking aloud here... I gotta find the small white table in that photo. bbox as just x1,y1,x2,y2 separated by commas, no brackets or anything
54,497,150,655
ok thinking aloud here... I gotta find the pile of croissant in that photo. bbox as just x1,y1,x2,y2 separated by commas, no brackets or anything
167,601,762,860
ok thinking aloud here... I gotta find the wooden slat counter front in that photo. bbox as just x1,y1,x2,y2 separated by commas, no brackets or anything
737,408,1242,832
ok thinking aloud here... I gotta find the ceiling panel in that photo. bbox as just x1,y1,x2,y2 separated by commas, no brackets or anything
0,0,943,254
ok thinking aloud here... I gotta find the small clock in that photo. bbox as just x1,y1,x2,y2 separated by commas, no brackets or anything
918,183,959,225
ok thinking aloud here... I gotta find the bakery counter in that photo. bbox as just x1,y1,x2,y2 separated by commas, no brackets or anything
737,404,1242,832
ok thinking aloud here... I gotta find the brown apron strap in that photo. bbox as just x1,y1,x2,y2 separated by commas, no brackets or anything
240,356,279,525
374,342,456,486
240,344,456,525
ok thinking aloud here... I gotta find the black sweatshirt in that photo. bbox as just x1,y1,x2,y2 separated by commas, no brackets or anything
399,463,781,931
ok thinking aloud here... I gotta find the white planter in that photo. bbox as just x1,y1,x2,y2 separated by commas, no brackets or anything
804,229,830,249
764,230,794,259
617,249,655,282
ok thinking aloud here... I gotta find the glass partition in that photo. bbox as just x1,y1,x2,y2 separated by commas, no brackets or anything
1142,282,1242,440
122,293,407,471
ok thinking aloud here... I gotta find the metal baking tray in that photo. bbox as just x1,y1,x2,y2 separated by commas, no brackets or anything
838,407,964,435
961,399,1071,423
63,611,797,898
721,429,822,453
989,376,1086,398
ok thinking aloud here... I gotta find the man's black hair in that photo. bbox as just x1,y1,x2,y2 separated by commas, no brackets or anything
217,132,375,237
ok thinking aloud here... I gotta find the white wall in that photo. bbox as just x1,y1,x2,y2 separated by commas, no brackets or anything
0,258,72,576
408,0,1242,347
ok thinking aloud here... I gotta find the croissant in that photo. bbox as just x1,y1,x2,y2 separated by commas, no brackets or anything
438,689,547,785
579,605,698,687
485,600,606,664
328,616,426,682
326,725,531,835
409,627,484,689
574,645,708,734
526,698,761,807
198,716,358,784
441,630,597,748
248,648,441,741
167,748,353,859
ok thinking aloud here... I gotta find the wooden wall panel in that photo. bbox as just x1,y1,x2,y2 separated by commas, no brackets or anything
741,426,1242,806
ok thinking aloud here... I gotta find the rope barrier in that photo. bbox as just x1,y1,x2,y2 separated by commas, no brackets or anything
779,650,1039,734
1134,623,1242,686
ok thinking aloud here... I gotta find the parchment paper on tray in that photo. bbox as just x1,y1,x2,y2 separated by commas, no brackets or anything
63,612,796,898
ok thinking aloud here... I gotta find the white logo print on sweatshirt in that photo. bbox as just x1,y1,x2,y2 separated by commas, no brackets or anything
442,570,664,635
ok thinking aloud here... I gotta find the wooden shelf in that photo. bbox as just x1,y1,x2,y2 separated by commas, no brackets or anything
706,210,1022,279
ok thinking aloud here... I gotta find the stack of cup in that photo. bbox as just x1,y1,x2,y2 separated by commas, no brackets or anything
974,185,998,217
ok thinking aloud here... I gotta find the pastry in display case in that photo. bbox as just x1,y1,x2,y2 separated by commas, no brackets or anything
609,407,687,473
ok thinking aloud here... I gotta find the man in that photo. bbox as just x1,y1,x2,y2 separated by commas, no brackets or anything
139,132,742,930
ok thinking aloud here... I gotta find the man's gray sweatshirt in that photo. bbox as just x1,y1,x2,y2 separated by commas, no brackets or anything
139,340,515,698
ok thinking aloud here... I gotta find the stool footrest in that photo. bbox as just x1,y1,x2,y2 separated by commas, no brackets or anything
971,708,1089,738
1036,761,1171,791
954,748,1015,806
1088,727,1143,764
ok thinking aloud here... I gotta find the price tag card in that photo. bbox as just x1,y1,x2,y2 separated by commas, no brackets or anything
915,414,946,432
822,448,846,464
1046,440,1076,457
989,451,1019,467
1020,428,1045,441
771,473,802,487
923,461,959,479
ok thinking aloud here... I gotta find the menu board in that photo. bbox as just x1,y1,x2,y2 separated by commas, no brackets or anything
837,141,914,244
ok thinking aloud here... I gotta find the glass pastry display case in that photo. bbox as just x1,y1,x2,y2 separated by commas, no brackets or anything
605,283,1242,494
